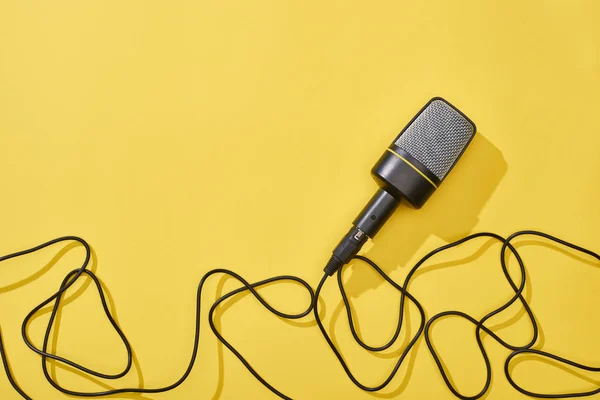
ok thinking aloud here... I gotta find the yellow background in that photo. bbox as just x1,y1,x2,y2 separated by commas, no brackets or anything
1,1,599,399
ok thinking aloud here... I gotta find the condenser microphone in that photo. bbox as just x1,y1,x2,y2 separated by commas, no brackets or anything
324,97,476,276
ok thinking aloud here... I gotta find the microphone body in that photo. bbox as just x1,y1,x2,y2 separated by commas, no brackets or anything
324,97,476,276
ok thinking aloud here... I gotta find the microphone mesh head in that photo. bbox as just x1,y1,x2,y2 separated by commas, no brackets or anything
394,99,475,181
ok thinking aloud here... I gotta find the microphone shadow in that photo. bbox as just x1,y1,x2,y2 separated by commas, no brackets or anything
343,133,506,299
331,133,507,396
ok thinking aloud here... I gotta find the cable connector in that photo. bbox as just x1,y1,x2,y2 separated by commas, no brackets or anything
324,226,368,276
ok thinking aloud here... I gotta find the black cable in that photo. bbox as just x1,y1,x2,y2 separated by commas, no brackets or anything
0,231,599,399
0,237,315,399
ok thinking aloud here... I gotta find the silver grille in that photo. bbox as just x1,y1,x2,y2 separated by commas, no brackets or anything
394,99,475,180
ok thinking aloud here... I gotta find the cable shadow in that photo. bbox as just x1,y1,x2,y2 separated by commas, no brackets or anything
486,238,599,334
25,247,99,347
23,247,150,400
211,275,325,400
513,239,600,268
502,239,600,393
330,271,411,360
213,278,326,329
507,353,600,387
343,133,507,300
426,316,492,400
97,278,146,393
322,239,493,397
335,238,496,356
0,242,83,294
211,274,230,400
325,236,538,398
326,290,422,399
350,235,599,398
44,356,150,400
402,237,537,345
484,241,534,335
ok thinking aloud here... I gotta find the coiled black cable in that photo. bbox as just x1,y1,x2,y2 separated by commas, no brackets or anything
0,230,599,399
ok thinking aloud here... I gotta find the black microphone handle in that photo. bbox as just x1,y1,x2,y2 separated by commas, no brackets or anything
324,188,400,276
353,188,400,237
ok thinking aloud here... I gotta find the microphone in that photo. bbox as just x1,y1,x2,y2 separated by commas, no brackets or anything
324,97,477,276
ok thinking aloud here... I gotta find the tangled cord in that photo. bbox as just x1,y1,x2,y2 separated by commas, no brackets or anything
0,230,599,399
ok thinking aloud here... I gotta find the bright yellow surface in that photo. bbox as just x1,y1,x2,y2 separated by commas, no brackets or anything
1,1,600,399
